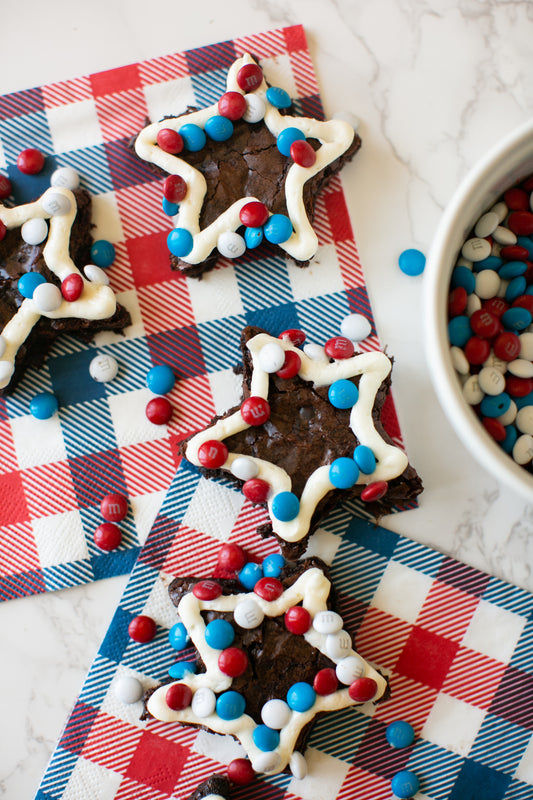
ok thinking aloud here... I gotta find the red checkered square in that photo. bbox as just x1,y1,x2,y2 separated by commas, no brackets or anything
355,607,412,670
395,626,459,690
416,580,481,642
127,231,175,288
290,49,320,98
374,673,439,733
81,711,143,772
120,439,176,497
124,730,189,794
0,471,29,526
339,766,392,800
90,64,142,97
166,375,216,438
21,461,78,519
115,184,168,241
138,52,190,87
161,525,224,576
0,420,18,474
41,76,93,108
234,29,288,60
107,241,136,294
442,646,507,710
284,24,309,53
0,521,40,577
325,185,354,243
95,88,148,142
137,280,196,336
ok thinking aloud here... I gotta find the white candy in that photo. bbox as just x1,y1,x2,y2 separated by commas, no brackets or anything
325,629,352,660
450,346,469,375
474,211,499,238
461,237,491,262
497,400,517,426
114,676,143,704
513,433,533,465
233,597,264,629
332,110,361,130
462,375,484,405
32,282,62,312
483,352,508,373
490,201,508,223
0,335,6,358
89,354,119,383
50,166,80,191
475,269,501,299
303,343,328,362
203,795,226,800
243,93,266,123
313,610,343,634
258,341,285,373
456,257,473,269
217,230,246,259
191,686,216,718
466,293,482,315
261,698,291,729
230,456,259,481
478,366,506,396
290,751,308,780
21,217,48,245
0,361,14,383
42,190,71,216
519,332,533,361
340,313,371,342
84,264,110,285
335,654,365,685
252,751,281,774
508,358,533,378
516,406,533,435
492,225,517,246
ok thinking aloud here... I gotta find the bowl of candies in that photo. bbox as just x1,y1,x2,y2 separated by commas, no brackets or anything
424,119,533,498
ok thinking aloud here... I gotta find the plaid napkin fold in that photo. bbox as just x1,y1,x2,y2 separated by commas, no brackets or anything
0,24,414,602
35,459,533,800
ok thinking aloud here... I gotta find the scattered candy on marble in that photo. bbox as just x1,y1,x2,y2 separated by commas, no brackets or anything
17,147,45,175
89,353,119,383
93,522,122,551
29,391,58,419
128,614,157,643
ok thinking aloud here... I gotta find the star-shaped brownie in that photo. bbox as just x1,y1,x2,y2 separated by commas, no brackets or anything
134,54,360,277
181,326,422,558
0,187,130,394
145,557,388,778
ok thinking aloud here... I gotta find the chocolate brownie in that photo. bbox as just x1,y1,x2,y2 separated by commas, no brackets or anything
187,774,230,800
0,187,130,394
181,325,423,558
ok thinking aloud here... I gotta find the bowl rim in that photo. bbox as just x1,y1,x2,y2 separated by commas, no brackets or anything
424,119,533,500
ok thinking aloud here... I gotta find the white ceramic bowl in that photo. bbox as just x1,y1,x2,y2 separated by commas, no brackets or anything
424,119,533,499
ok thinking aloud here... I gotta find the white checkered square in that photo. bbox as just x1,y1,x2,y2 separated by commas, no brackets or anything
260,53,298,98
62,756,122,800
181,477,244,542
11,413,67,469
32,510,88,568
186,267,244,324
462,599,527,664
46,99,103,152
371,560,433,624
108,388,168,448
287,746,350,800
101,665,150,726
516,733,533,784
143,573,179,629
131,490,166,546
208,368,242,415
303,527,342,564
287,244,344,301
143,76,196,122
421,693,486,757
91,192,124,242
192,729,245,764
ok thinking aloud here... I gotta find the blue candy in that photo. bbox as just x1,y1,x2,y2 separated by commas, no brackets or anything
168,622,189,650
386,720,415,749
146,364,175,395
448,316,472,347
391,770,420,799
473,254,502,272
329,457,359,489
271,491,300,522
517,236,533,258
204,618,235,650
162,197,179,216
178,123,206,151
262,553,285,578
287,682,316,712
328,378,359,409
515,390,533,409
216,690,245,720
480,392,511,418
263,213,293,244
29,392,58,419
499,260,527,280
353,445,376,474
266,86,291,109
451,265,475,294
167,227,193,257
276,127,305,157
398,248,425,276
204,115,234,142
90,239,115,268
253,724,280,752
502,306,532,332
505,275,527,303
18,272,46,299
502,424,518,454
238,561,263,590
244,226,263,249
168,660,195,679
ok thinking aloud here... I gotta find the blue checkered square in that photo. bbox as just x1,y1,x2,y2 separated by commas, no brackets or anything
0,109,54,163
449,758,512,800
295,292,351,342
469,714,531,774
344,515,399,558
185,40,237,74
190,67,230,107
96,339,153,396
60,397,117,459
50,350,107,405
246,302,301,336
55,145,115,195
408,740,464,800
147,326,206,378
0,86,44,119
309,706,371,760
197,314,247,372
235,251,293,312
7,155,59,203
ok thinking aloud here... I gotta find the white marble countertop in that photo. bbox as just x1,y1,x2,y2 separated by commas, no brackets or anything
1,1,533,797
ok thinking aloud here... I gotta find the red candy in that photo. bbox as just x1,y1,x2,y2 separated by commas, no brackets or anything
279,328,306,346
101,492,128,522
276,350,301,379
500,245,530,261
198,439,228,468
464,336,491,365
242,478,270,503
254,577,284,601
290,139,317,168
508,211,533,236
313,667,339,695
512,294,533,315
163,174,187,203
241,396,270,425
61,273,83,302
284,606,311,635
239,201,269,228
0,220,6,242
165,682,192,710
482,417,506,442
348,677,378,703
324,336,355,360
218,647,249,677
236,63,263,92
227,758,255,785
504,187,529,211
0,175,12,199
493,331,521,361
360,480,389,502
94,522,122,551
218,91,247,120
146,396,172,425
156,128,184,154
506,375,533,397
128,614,157,643
448,286,467,317
217,543,247,572
483,297,509,318
192,580,222,600
17,148,45,175
470,309,500,339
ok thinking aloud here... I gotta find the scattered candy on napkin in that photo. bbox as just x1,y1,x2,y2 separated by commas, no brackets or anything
0,25,414,601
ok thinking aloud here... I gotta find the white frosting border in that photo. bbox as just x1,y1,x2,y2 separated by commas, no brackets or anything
134,54,355,264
